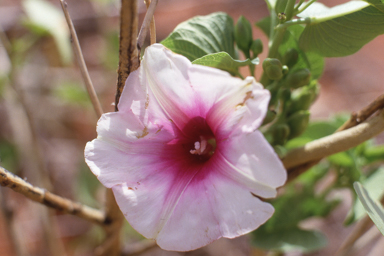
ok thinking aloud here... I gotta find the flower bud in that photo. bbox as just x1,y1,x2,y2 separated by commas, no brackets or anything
279,88,291,103
284,68,311,89
250,39,263,57
272,124,290,146
287,110,310,139
263,58,283,80
275,0,288,15
234,16,253,54
287,90,315,115
282,48,299,68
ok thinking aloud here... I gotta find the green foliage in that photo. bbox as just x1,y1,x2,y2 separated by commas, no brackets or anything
76,163,102,208
53,81,91,107
347,167,384,224
252,165,337,253
298,2,384,57
286,110,310,139
0,140,19,172
192,52,258,76
161,12,235,61
22,0,72,64
253,228,327,253
354,182,384,236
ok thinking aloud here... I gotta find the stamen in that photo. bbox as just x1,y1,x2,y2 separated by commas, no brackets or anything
190,136,215,156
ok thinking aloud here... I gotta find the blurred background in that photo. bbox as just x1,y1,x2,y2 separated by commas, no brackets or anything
1,0,384,255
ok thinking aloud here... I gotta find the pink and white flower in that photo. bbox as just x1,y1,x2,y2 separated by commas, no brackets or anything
85,44,286,251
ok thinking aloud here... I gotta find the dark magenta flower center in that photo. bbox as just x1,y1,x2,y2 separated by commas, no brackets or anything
180,116,216,163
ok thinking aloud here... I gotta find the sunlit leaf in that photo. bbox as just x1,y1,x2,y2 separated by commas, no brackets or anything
298,2,384,57
192,52,258,76
161,12,235,61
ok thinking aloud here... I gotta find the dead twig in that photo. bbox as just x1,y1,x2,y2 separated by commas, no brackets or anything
138,0,158,48
60,0,103,118
145,0,157,45
0,166,106,225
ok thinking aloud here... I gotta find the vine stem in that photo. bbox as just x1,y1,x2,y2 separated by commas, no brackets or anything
60,0,103,118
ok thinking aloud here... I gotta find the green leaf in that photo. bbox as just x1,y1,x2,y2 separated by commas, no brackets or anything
298,2,384,57
252,227,327,253
298,1,370,22
346,167,384,224
192,52,258,76
161,12,235,61
328,152,354,167
23,0,72,64
256,16,271,37
54,81,90,107
280,25,324,79
354,182,384,236
364,144,384,163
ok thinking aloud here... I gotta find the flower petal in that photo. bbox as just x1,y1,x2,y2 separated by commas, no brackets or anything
204,76,270,137
155,170,274,251
85,111,175,187
219,130,287,188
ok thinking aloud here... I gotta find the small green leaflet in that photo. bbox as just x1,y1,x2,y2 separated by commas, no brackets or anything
192,52,258,76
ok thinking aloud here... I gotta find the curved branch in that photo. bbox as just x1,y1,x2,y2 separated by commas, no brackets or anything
0,166,106,225
283,110,384,170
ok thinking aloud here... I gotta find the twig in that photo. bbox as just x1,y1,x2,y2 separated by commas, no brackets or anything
0,188,28,256
115,0,140,110
137,0,158,49
0,166,106,225
282,109,384,169
337,94,384,131
96,1,141,255
145,0,157,45
60,0,103,118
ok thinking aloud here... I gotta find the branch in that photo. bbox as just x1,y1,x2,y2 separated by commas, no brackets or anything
0,166,106,226
145,0,157,45
60,0,104,118
115,0,140,111
285,92,384,180
282,109,384,169
338,93,384,131
137,0,158,48
96,1,141,255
